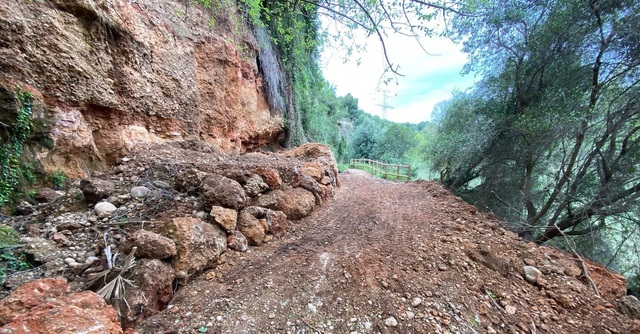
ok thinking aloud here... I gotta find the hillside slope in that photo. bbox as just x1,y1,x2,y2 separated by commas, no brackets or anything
135,170,638,333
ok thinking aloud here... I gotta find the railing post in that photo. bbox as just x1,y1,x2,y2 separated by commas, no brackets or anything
408,165,411,181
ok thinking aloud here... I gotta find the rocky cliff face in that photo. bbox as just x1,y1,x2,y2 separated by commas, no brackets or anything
0,0,283,177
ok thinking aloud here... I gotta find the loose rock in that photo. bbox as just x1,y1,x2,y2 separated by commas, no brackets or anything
0,278,69,325
94,202,117,216
385,316,398,327
130,186,150,198
210,206,238,233
161,217,227,283
80,179,115,204
616,295,640,320
121,229,177,260
1,291,122,334
523,265,543,284
201,174,247,210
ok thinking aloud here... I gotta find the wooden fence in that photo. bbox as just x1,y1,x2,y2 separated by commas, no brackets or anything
349,158,411,181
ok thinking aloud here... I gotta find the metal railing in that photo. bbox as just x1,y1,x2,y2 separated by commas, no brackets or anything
349,158,411,181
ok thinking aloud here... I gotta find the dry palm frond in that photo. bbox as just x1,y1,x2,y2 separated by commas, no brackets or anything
86,241,138,317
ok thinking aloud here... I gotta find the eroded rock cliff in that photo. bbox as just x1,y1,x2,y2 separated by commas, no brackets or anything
0,0,283,177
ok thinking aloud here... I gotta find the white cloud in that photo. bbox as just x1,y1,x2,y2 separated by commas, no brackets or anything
321,28,474,123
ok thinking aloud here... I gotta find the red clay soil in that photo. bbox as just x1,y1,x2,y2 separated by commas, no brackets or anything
135,170,639,334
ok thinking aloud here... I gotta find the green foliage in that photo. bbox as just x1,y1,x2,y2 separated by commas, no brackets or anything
348,118,383,160
337,163,349,173
0,88,34,207
51,170,67,191
376,124,417,163
430,0,640,280
0,225,29,284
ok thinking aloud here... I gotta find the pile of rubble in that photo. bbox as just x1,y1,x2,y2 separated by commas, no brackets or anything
0,142,340,331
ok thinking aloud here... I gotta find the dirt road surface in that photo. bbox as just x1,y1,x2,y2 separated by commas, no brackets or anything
136,170,637,333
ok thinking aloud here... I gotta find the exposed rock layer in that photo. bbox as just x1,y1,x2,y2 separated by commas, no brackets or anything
0,0,283,177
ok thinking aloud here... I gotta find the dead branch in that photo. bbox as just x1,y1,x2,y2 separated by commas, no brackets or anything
553,222,601,298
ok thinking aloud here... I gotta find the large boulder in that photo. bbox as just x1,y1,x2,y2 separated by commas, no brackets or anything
243,174,269,197
299,162,325,182
237,207,267,246
201,174,247,210
160,217,227,282
33,187,60,203
276,187,316,219
80,179,115,204
251,192,278,210
21,238,59,263
284,143,340,187
174,169,208,195
121,229,177,260
121,259,175,328
0,290,122,334
237,207,288,245
0,278,69,325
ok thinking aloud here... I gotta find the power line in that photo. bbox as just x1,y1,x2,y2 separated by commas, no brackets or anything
376,89,395,120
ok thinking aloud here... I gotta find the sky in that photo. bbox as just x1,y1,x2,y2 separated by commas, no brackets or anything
321,30,476,124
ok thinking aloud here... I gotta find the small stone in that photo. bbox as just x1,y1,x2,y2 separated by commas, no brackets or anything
411,297,423,307
406,311,415,320
268,313,276,319
194,211,209,220
51,233,67,243
85,256,99,264
205,271,217,281
130,186,150,198
505,305,517,315
385,316,398,327
227,231,248,252
63,258,75,265
438,264,448,271
563,264,582,277
94,202,117,216
210,206,238,233
152,180,172,189
307,304,317,313
523,265,543,284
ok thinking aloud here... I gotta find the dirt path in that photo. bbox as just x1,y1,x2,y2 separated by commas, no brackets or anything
137,170,636,333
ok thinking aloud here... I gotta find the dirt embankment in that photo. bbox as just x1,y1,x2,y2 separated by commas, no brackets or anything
136,170,639,333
